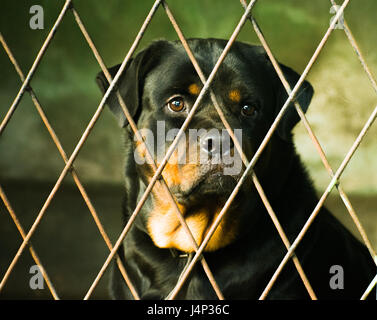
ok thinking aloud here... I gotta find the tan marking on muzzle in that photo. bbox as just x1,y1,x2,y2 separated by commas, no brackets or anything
137,139,239,252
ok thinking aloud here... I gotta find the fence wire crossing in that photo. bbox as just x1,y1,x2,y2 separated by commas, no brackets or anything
0,0,376,300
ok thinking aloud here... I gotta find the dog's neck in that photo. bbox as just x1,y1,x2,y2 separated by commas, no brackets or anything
257,135,319,240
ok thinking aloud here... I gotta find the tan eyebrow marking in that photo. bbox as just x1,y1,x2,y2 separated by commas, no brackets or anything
188,83,200,96
228,89,241,103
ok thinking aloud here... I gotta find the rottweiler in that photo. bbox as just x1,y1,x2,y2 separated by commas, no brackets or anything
96,38,376,299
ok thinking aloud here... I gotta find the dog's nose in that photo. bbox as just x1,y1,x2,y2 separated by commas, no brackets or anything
201,131,234,156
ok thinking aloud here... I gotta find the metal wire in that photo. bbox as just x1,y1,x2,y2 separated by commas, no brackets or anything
260,103,377,299
0,0,376,300
163,0,317,300
0,185,59,299
161,0,356,300
0,0,72,135
84,0,259,300
0,0,161,293
240,0,377,298
71,2,223,300
0,31,139,300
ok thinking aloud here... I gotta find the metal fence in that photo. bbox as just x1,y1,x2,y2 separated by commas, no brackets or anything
0,0,376,300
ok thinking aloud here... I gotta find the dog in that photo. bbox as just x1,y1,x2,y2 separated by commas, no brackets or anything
96,38,375,299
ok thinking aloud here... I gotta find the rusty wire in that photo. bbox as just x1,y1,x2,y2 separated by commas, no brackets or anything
246,0,377,299
84,0,259,300
0,0,72,135
0,185,59,299
0,31,139,299
0,0,75,290
327,0,377,261
0,0,161,293
0,0,376,300
240,0,377,299
163,0,354,300
71,2,224,300
260,103,377,299
162,0,317,300
362,273,377,300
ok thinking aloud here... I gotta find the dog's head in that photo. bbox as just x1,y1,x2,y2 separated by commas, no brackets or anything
96,39,313,252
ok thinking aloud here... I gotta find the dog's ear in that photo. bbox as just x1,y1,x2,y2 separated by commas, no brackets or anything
275,64,314,141
96,41,169,127
96,59,138,128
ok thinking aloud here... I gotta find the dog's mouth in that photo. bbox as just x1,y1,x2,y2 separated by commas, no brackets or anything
171,167,239,206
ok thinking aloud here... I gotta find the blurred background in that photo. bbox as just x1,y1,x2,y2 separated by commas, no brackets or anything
0,0,376,299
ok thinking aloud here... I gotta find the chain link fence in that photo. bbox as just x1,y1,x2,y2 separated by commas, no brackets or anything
0,0,376,299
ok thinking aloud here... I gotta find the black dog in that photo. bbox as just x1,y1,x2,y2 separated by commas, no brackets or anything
96,39,375,299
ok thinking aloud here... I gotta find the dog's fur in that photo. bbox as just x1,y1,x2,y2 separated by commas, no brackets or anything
96,39,375,299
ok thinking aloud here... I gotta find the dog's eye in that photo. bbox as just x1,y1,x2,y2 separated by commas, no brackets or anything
167,97,185,113
241,104,257,117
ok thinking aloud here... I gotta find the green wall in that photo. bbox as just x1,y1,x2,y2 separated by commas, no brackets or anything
1,0,376,194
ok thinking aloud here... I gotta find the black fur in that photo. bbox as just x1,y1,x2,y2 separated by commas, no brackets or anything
97,39,375,300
